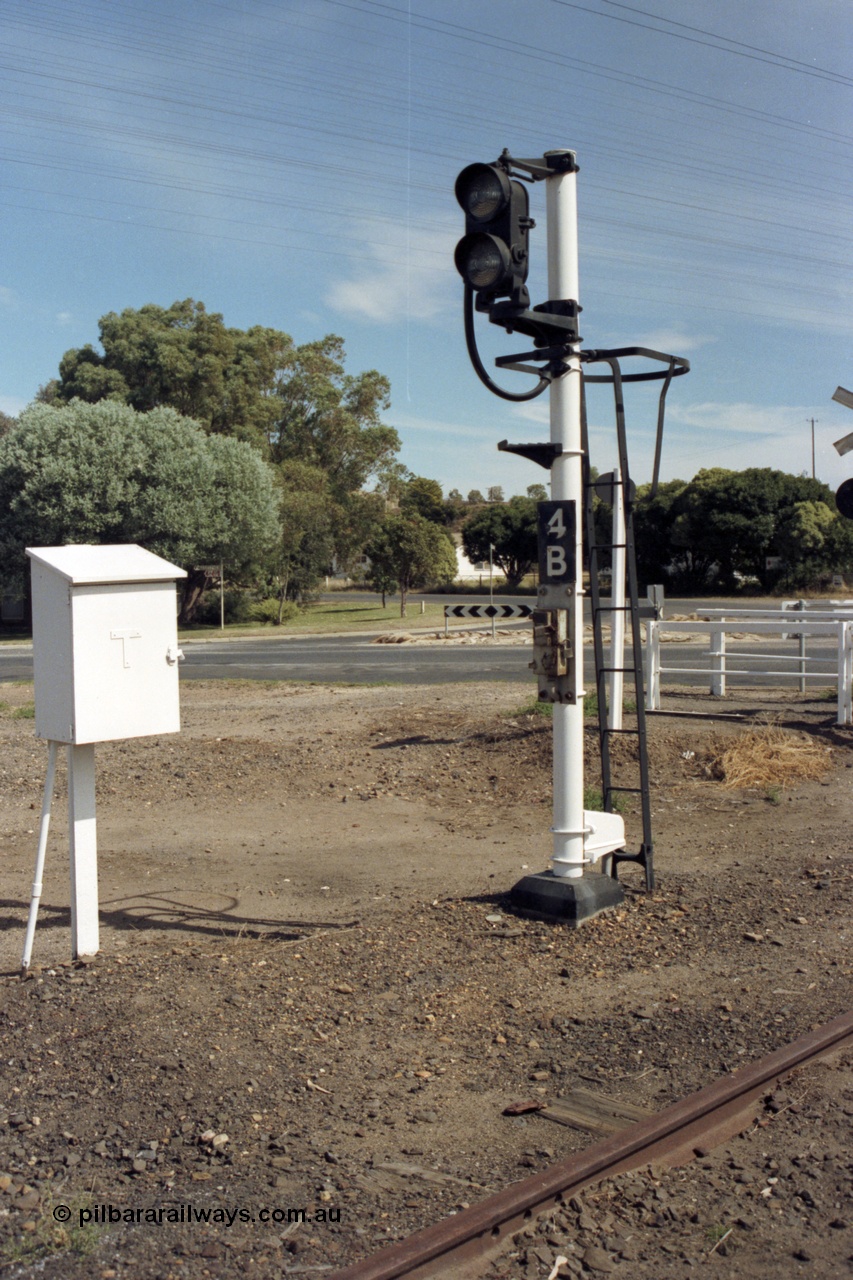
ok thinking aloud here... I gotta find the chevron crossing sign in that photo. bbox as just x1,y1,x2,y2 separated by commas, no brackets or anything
444,604,533,620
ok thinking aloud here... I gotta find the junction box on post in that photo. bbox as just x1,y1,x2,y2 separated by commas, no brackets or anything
23,544,187,965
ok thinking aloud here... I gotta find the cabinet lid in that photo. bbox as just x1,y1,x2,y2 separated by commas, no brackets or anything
26,544,188,585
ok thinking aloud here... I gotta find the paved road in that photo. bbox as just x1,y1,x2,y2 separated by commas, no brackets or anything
0,630,840,688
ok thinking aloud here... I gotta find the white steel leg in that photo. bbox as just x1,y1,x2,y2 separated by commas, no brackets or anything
20,740,59,975
68,743,99,958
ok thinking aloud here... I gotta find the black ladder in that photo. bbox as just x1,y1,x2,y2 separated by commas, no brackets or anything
580,357,655,891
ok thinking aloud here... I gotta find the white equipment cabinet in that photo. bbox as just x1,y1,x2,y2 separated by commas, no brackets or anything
22,545,187,968
28,544,186,743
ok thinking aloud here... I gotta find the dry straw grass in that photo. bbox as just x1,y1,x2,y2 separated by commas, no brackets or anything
709,724,833,789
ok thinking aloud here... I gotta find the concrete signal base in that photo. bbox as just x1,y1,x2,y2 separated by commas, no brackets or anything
509,868,624,926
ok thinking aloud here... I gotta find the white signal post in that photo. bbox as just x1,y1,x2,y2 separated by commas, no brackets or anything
545,152,586,881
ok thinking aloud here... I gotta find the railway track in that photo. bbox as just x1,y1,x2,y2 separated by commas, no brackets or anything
331,1009,853,1280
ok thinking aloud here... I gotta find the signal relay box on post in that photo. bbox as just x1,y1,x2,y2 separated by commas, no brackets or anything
27,544,187,745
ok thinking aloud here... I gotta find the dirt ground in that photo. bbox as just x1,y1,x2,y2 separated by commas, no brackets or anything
0,672,851,1279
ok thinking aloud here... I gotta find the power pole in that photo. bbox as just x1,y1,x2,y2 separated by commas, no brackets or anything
809,418,817,479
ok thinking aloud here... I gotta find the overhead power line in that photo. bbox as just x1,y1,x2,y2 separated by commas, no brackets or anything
601,0,851,83
550,0,853,86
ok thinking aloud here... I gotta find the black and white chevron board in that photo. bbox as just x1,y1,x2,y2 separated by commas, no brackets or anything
444,604,533,619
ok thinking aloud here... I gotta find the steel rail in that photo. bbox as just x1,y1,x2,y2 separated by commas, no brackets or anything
331,1009,853,1280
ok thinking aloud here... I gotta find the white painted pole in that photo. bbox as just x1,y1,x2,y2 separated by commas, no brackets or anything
835,622,845,727
710,624,726,697
645,619,661,711
608,465,626,730
20,740,59,975
546,153,585,880
68,743,99,958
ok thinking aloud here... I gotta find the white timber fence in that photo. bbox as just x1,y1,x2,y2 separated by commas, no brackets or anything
644,603,853,726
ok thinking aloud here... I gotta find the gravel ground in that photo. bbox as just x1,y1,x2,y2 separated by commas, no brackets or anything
0,676,851,1279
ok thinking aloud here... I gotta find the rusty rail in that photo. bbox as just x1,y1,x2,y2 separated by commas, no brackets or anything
331,1009,853,1280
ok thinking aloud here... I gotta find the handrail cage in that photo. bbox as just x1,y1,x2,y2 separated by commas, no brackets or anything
495,330,689,892
577,348,688,890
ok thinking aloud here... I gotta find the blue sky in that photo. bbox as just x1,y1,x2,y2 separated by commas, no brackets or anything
2,0,852,498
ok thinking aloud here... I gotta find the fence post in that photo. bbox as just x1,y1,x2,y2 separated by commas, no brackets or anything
645,618,660,710
794,599,806,693
837,620,853,726
710,623,726,696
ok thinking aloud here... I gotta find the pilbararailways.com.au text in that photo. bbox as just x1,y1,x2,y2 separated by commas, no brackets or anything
55,1203,341,1229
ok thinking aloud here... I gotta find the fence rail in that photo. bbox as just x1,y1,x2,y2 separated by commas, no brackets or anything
644,612,853,725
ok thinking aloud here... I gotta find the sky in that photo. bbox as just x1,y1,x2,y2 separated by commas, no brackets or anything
2,0,852,499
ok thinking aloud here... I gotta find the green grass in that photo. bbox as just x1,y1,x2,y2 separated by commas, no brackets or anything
180,599,452,639
584,785,627,813
208,675,389,686
512,698,554,718
0,699,35,718
1,1193,104,1265
511,691,638,720
583,690,638,718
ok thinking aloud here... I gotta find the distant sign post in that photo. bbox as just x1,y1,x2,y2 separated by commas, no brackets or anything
833,387,853,518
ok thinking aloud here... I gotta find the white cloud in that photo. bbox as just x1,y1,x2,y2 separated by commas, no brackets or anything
502,399,853,489
647,401,853,489
0,286,17,309
635,329,715,355
325,217,457,324
55,311,73,326
392,411,496,441
513,400,550,427
669,401,812,437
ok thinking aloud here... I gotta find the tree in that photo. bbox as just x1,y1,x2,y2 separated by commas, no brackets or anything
775,500,841,588
374,461,412,505
461,496,538,590
365,558,398,608
400,476,444,524
633,468,848,592
467,489,485,505
487,485,505,503
55,300,290,447
51,303,402,587
0,400,280,623
366,514,457,617
265,459,335,615
268,334,398,495
443,488,468,525
526,483,548,502
633,479,688,586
